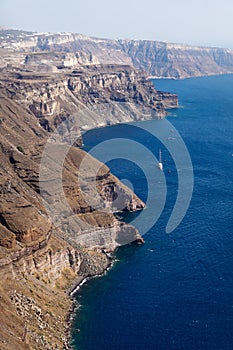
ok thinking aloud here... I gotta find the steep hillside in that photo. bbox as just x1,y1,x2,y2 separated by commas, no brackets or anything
0,29,179,349
0,87,144,349
0,47,179,349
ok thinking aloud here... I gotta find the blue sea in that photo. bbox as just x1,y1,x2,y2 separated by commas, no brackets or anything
71,75,233,350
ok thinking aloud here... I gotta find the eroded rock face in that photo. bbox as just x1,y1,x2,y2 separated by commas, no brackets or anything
1,28,233,79
0,64,177,135
0,80,145,349
0,224,15,249
0,30,132,66
0,31,178,349
118,40,233,78
0,91,145,250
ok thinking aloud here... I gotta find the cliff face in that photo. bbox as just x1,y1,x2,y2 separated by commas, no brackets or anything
0,41,177,259
118,41,233,78
0,88,145,249
0,29,179,350
1,29,233,78
0,64,177,133
0,30,131,66
0,84,145,349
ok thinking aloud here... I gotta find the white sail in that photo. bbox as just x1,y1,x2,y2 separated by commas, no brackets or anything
158,149,163,171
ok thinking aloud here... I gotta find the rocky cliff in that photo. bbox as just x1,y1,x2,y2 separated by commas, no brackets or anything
0,62,177,133
0,49,179,350
1,29,233,78
118,40,233,78
0,85,145,349
0,29,180,350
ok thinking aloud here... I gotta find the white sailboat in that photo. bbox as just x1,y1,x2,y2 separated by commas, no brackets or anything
158,149,163,171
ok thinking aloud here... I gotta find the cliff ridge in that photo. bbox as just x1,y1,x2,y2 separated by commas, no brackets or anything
1,29,233,78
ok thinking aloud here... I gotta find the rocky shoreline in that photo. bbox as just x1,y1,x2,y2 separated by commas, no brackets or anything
65,233,144,349
65,251,115,349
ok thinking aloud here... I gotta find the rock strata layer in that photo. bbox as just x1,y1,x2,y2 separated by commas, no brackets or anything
1,29,233,78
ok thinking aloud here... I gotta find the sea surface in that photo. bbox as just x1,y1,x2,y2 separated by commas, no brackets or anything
71,75,233,350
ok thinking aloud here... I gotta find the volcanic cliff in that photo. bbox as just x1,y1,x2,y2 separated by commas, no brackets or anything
0,39,178,349
1,29,233,78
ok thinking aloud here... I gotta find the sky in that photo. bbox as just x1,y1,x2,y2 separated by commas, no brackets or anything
1,0,233,48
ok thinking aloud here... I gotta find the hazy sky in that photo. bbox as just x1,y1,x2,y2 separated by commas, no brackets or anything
1,0,233,48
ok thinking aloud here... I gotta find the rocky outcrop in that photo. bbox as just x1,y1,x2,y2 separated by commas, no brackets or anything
0,64,177,134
